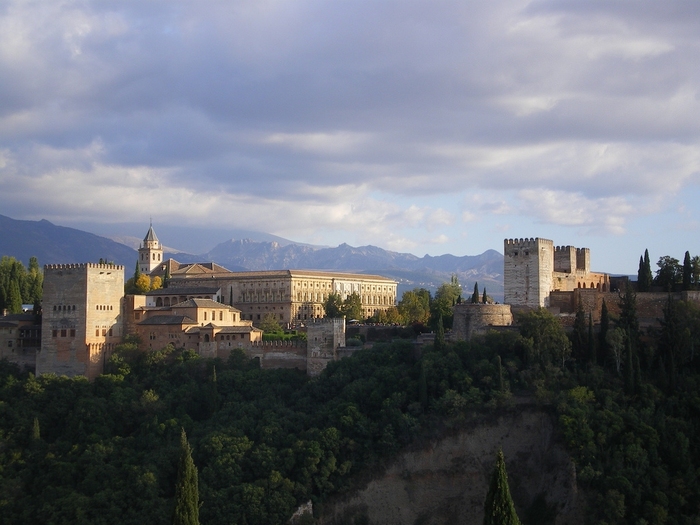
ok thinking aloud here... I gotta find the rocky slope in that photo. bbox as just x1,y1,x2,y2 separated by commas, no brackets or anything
318,407,584,525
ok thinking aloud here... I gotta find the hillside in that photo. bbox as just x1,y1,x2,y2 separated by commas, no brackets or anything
0,215,504,298
0,215,138,268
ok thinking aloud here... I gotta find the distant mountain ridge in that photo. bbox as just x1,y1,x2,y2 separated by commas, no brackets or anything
0,215,504,299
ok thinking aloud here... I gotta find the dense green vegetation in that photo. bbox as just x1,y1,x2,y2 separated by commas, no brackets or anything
1,285,700,523
0,256,42,313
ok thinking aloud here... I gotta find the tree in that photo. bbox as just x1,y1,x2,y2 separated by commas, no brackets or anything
323,293,344,318
173,429,200,525
151,275,163,291
135,274,152,294
431,276,462,329
342,292,363,321
472,282,480,304
6,279,22,314
434,315,446,352
692,255,700,288
637,250,653,292
598,300,609,366
518,308,571,368
398,288,431,325
588,313,595,365
655,256,681,292
571,302,587,361
482,287,488,304
483,449,521,525
683,251,692,291
259,313,283,334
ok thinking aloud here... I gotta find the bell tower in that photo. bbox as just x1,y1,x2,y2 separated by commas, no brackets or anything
138,221,163,274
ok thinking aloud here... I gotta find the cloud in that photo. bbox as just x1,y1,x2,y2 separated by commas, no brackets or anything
0,0,699,266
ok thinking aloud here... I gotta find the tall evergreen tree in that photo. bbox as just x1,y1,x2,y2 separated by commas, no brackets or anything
173,429,200,525
7,280,22,314
588,313,595,365
434,315,446,352
643,249,653,291
134,261,141,281
599,300,609,366
571,302,587,360
637,255,646,290
683,251,692,291
482,287,488,304
472,282,479,304
483,449,521,525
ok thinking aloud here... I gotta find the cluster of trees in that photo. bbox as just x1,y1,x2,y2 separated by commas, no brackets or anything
2,261,700,523
322,292,363,321
0,256,43,314
125,263,163,294
371,275,468,329
638,248,700,292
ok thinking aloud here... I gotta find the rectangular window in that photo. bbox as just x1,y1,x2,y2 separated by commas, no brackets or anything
60,329,67,337
102,329,107,336
70,329,75,337
53,330,58,337
108,328,113,336
134,312,141,320
96,329,100,336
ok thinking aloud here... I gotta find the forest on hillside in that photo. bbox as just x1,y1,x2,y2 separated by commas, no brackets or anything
1,282,700,524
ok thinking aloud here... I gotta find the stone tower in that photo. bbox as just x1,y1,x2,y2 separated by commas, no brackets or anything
503,238,554,308
138,223,163,274
38,263,124,379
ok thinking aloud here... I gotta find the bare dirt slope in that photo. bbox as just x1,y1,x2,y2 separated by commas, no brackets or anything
318,407,584,525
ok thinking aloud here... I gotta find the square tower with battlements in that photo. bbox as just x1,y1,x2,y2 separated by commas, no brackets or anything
504,238,554,308
38,263,124,379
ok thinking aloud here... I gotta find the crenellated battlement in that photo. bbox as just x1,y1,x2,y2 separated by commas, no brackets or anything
250,340,305,348
555,245,573,252
504,237,552,247
44,263,124,271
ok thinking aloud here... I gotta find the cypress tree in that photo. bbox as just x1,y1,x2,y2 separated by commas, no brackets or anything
472,282,479,304
496,355,504,392
134,261,141,282
483,449,521,525
7,280,22,314
482,287,488,304
624,331,634,395
419,362,428,410
637,255,645,290
599,300,609,366
434,315,446,352
588,313,595,364
683,251,692,291
173,429,200,525
643,249,653,291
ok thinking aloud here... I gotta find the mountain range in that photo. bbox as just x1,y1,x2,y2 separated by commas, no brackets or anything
0,214,504,300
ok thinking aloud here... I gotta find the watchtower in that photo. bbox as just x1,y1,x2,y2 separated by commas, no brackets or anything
503,238,554,308
38,263,124,379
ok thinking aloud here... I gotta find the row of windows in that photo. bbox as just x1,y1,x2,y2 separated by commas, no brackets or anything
202,311,225,321
95,304,114,311
140,252,162,261
217,334,246,341
95,328,113,336
52,329,76,337
53,305,76,311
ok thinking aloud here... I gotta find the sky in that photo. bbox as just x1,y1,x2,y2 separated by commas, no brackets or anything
1,0,699,275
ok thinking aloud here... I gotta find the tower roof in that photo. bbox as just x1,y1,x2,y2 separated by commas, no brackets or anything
144,225,159,243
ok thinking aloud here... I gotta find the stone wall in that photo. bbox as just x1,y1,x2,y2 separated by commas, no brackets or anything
451,303,513,341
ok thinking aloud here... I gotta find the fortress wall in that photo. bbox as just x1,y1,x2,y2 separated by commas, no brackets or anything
451,303,513,341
